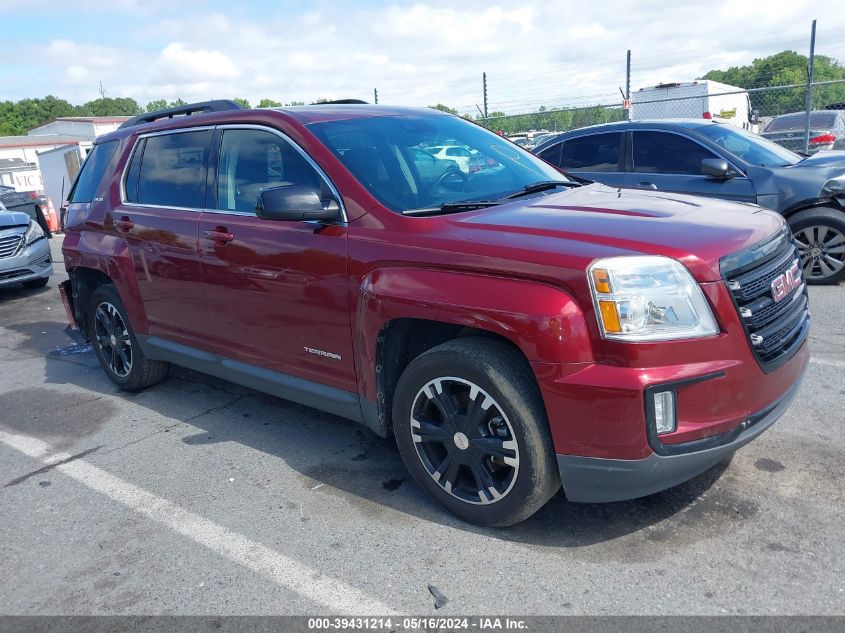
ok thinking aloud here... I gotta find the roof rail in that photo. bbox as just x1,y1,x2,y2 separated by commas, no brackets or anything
311,99,369,105
119,100,243,129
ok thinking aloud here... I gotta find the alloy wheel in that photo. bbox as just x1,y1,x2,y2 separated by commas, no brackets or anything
410,376,519,505
94,301,133,378
795,225,845,280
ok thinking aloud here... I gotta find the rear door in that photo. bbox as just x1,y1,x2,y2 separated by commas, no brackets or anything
625,130,756,202
117,128,212,342
197,126,355,392
553,132,626,187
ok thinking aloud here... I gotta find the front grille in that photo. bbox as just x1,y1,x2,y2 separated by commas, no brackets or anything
0,234,23,259
0,268,29,281
722,230,810,371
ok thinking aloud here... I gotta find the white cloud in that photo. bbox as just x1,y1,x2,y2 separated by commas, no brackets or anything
5,0,845,112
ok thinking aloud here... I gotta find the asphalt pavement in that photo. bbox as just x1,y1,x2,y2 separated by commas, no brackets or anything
0,236,843,616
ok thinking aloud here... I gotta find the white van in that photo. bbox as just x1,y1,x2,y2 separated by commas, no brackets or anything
630,80,758,132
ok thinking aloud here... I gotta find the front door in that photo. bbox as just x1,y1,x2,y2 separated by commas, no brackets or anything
117,129,213,343
198,127,356,392
625,130,757,202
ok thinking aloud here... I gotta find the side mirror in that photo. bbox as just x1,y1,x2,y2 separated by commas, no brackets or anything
701,158,733,179
257,185,340,222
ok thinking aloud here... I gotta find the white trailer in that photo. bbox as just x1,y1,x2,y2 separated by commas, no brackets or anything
36,142,92,210
630,80,758,131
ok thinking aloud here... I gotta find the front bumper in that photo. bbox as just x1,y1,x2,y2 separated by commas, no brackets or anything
0,237,52,287
557,375,803,503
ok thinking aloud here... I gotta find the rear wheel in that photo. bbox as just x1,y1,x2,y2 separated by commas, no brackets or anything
789,207,845,284
89,284,169,390
393,337,559,526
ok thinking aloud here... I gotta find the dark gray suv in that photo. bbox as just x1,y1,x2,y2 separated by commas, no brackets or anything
533,119,845,283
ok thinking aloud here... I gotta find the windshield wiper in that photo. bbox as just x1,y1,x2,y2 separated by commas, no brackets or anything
500,180,581,200
402,200,503,216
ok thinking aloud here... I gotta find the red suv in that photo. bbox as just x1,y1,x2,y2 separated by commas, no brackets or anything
60,100,809,526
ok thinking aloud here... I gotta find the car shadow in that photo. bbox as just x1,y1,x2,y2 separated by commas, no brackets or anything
11,319,741,549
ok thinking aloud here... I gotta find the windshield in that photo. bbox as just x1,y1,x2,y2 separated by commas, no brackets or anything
694,124,800,167
765,112,837,132
308,114,569,212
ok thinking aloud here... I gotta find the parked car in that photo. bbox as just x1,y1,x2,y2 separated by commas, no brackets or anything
60,100,808,526
761,110,845,154
408,147,462,183
533,119,845,283
0,185,56,237
0,201,53,289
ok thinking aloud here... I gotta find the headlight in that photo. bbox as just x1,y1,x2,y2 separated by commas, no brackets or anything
587,256,719,341
24,220,44,245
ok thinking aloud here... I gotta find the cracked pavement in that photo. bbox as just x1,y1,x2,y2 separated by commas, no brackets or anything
0,236,843,615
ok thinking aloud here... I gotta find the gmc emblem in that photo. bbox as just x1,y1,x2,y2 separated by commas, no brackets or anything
771,262,802,303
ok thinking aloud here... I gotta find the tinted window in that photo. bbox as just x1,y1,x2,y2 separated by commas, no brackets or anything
137,130,212,208
560,133,620,172
124,138,145,203
537,142,562,165
216,129,322,213
69,140,119,203
765,112,837,132
632,131,718,175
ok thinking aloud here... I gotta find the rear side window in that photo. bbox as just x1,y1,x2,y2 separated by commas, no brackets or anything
560,133,621,172
537,142,562,165
632,131,718,175
69,140,119,203
136,130,213,208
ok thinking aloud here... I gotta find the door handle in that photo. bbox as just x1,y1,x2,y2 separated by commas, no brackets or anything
115,216,134,231
636,181,658,190
203,227,235,245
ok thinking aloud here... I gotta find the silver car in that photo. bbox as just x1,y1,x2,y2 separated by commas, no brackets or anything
0,202,53,289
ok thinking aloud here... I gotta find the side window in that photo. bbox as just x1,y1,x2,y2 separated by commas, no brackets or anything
124,139,145,203
537,142,562,166
69,140,119,203
216,129,322,213
560,133,621,172
137,130,213,208
632,131,718,175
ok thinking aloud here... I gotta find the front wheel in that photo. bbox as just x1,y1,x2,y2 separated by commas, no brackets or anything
393,337,560,527
789,207,845,284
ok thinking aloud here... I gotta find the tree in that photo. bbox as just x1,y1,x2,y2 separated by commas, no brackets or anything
701,50,845,116
232,98,251,108
257,98,282,108
285,101,305,106
428,103,459,115
82,97,142,116
146,99,168,112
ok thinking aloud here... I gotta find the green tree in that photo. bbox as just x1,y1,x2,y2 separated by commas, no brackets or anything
428,103,459,115
232,98,251,109
82,97,142,116
257,98,283,108
146,99,168,112
285,101,305,106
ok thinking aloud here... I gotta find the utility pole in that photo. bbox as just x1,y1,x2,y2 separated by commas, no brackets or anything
482,72,488,120
98,80,106,99
803,19,817,154
625,50,631,121
373,88,378,105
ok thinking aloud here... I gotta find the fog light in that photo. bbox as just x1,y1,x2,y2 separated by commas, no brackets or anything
653,391,676,435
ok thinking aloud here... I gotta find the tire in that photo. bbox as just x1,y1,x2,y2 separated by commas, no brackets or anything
788,207,845,285
393,337,560,527
22,277,49,289
88,284,169,391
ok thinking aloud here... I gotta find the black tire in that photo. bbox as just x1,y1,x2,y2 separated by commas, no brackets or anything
788,207,845,285
89,284,169,391
393,337,559,527
22,277,49,289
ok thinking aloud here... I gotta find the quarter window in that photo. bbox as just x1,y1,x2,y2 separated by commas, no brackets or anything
631,131,718,175
560,133,621,172
216,129,322,213
136,130,213,208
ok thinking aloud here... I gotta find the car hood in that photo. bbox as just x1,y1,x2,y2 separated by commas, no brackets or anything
0,211,31,230
792,150,845,168
441,184,785,282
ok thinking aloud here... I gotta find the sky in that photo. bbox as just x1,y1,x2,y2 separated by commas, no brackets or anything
1,0,844,116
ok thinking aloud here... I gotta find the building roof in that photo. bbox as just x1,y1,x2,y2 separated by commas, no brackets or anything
27,116,132,133
0,135,85,149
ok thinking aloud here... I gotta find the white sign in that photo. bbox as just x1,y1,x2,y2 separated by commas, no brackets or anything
12,170,43,192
